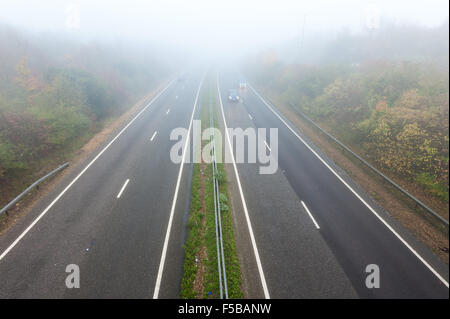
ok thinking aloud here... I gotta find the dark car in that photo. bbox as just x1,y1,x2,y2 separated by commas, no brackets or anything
228,89,240,102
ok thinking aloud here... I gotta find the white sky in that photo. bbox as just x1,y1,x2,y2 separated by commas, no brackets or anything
0,0,448,56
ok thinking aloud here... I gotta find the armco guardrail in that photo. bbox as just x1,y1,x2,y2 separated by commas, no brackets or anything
210,90,228,299
287,102,449,228
0,162,69,217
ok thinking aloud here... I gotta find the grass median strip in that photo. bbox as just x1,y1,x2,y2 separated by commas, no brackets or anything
181,77,243,299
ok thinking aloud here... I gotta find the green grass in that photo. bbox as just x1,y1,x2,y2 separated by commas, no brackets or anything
203,162,221,298
415,172,449,203
180,75,243,299
215,162,243,298
210,86,243,298
180,162,204,298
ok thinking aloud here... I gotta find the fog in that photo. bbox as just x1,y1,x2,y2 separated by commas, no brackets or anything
0,0,448,61
0,3,449,294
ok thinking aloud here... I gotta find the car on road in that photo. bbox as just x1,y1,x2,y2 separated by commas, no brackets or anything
228,89,240,102
239,80,248,89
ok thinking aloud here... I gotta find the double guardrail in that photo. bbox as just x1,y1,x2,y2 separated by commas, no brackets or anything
209,92,228,299
0,162,70,218
288,102,448,231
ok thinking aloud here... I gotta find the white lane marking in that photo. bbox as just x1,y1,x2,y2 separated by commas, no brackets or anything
263,140,271,152
0,80,174,262
153,75,205,299
150,131,158,142
166,109,170,115
217,74,271,299
249,84,449,288
301,201,320,229
249,114,253,120
117,179,130,199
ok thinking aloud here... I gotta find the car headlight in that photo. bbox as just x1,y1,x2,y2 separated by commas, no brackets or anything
229,96,232,99
236,96,239,99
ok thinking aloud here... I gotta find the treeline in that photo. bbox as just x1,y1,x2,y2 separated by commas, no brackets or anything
0,25,170,201
245,24,449,203
278,21,449,68
321,22,449,67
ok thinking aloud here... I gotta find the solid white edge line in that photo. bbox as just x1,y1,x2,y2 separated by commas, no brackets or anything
0,79,175,262
217,73,271,299
249,84,449,288
116,179,130,199
301,201,320,229
249,114,253,120
150,131,158,141
152,75,205,299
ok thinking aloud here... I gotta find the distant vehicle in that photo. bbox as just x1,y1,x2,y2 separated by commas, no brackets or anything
239,81,248,89
228,89,239,102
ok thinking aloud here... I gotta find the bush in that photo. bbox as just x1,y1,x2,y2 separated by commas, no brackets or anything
245,58,449,203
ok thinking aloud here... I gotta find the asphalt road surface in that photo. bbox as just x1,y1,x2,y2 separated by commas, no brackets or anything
0,68,448,299
216,69,449,299
0,71,204,298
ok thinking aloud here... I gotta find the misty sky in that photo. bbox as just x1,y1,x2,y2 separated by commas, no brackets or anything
1,0,448,57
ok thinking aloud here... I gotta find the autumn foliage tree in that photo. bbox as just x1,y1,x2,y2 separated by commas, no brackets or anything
246,57,449,202
0,25,168,202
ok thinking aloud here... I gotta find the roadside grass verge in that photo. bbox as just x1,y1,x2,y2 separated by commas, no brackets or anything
257,88,449,263
0,86,167,233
